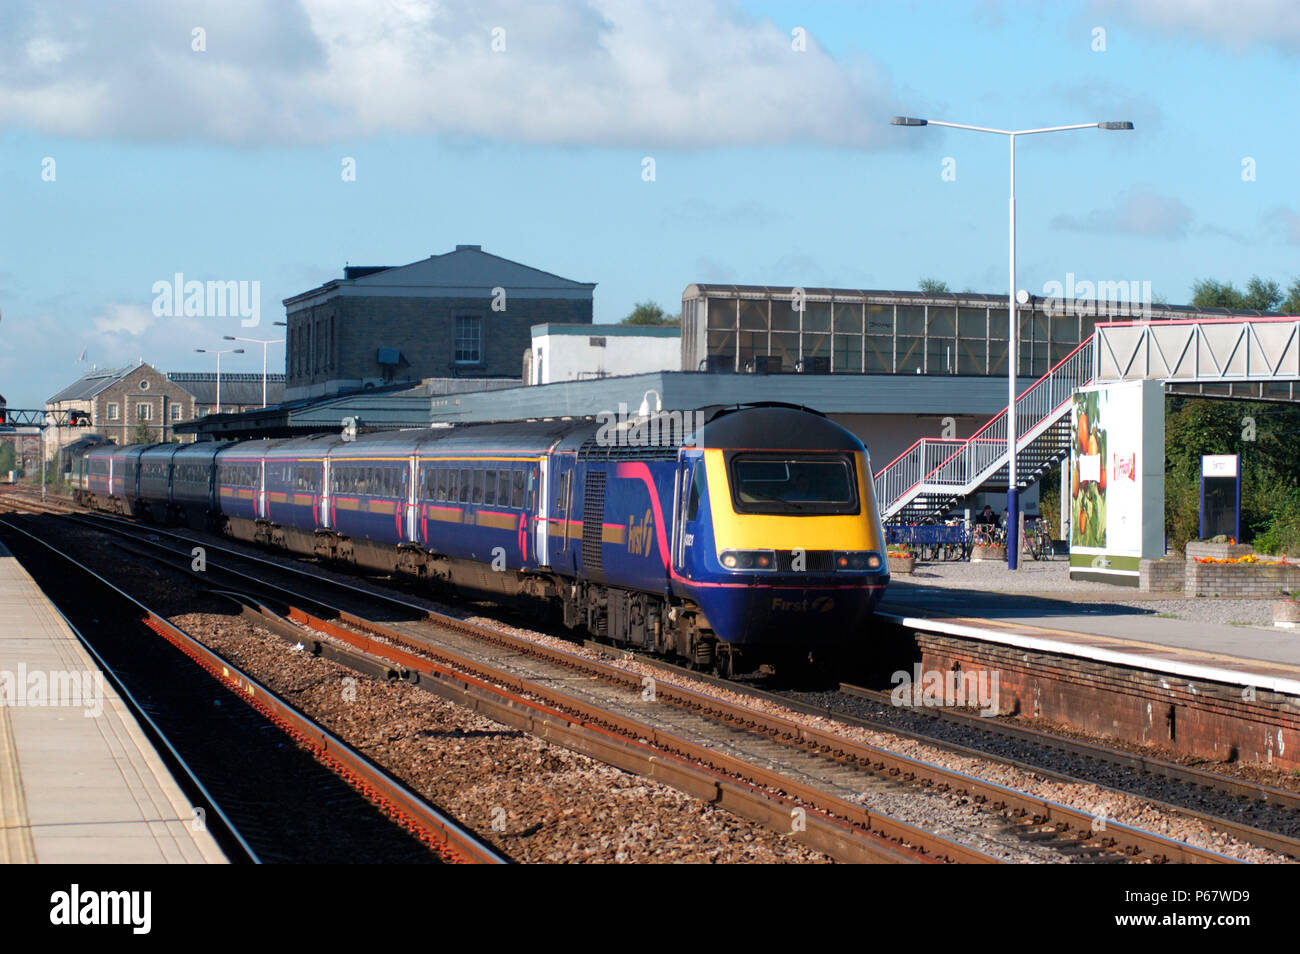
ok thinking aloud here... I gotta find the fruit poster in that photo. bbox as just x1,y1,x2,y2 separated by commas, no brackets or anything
1068,380,1165,584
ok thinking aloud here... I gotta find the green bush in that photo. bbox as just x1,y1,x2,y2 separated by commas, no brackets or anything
1253,487,1300,556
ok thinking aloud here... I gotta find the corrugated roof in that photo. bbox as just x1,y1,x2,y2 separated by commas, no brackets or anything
168,372,286,406
47,365,140,404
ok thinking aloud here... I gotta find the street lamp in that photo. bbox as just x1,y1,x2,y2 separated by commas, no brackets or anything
195,347,245,414
890,115,1133,568
224,335,284,408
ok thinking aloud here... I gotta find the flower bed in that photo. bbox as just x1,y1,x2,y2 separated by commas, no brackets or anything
886,547,914,575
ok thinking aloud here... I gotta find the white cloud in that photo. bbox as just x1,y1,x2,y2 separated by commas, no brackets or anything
1051,185,1193,239
92,304,155,336
1091,0,1300,53
0,0,900,147
1266,206,1300,244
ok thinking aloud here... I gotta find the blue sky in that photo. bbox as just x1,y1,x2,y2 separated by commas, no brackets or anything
2,0,1298,407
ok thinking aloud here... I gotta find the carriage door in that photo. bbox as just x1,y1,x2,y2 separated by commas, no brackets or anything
405,455,419,543
257,461,267,520
534,458,549,567
671,457,690,572
675,457,704,575
319,457,332,529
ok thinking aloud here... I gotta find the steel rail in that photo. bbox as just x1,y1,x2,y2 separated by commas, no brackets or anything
42,510,1240,863
0,515,507,865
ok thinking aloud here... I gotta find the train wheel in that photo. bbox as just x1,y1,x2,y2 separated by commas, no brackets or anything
715,649,738,680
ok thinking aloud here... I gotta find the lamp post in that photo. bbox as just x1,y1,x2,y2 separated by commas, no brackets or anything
195,347,244,414
890,116,1133,568
224,335,284,408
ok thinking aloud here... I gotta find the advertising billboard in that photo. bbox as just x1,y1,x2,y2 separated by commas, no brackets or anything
1068,379,1164,584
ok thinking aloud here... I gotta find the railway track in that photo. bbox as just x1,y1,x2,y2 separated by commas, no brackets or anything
4,496,1256,864
0,513,507,865
584,649,1300,860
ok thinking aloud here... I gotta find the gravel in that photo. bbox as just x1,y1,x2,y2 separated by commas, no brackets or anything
31,509,1297,862
22,514,832,864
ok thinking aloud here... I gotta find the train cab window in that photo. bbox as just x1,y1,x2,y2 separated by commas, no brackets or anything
483,470,496,506
686,464,704,521
727,454,859,515
512,470,526,509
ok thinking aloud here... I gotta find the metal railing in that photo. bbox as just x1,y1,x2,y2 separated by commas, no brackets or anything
876,336,1095,518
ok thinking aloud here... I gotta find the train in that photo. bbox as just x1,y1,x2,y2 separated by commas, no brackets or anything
69,403,890,675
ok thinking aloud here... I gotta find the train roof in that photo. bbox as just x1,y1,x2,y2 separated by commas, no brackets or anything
697,404,865,453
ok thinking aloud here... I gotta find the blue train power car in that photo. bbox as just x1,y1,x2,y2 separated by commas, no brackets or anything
71,404,890,675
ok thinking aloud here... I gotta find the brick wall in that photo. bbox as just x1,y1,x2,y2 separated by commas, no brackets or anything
1185,560,1300,598
288,295,592,392
1138,557,1183,593
94,366,194,445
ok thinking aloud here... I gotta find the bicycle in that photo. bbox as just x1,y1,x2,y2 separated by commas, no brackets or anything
1022,517,1054,561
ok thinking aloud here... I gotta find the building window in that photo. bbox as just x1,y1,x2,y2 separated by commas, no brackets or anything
455,315,482,364
171,404,183,421
107,402,119,421
139,379,150,390
136,403,152,421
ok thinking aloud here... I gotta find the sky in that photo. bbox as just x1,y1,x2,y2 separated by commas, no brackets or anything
2,0,1298,407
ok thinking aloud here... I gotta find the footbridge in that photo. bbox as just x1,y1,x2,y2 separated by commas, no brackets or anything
874,315,1300,522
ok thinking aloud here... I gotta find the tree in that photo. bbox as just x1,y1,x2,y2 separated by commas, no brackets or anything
1190,275,1284,311
1284,279,1300,315
917,278,950,295
132,420,155,445
0,441,14,476
621,301,679,326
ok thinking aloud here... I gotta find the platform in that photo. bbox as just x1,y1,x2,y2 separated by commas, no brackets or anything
880,561,1300,696
0,542,226,863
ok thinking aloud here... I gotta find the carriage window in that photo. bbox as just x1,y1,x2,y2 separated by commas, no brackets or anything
556,472,569,513
472,469,484,504
498,471,511,508
459,468,471,503
435,468,448,501
513,470,526,509
483,470,496,506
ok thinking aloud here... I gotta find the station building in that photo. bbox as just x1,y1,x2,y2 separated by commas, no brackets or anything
184,277,1279,515
282,245,596,401
44,363,286,454
524,323,681,384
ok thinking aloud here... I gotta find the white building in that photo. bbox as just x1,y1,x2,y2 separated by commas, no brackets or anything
526,323,680,385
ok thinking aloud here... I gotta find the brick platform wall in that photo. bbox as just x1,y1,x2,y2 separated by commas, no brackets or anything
915,632,1300,770
1139,557,1183,593
1185,560,1300,598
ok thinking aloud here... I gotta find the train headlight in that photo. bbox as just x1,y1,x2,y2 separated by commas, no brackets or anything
719,549,776,571
833,551,883,571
